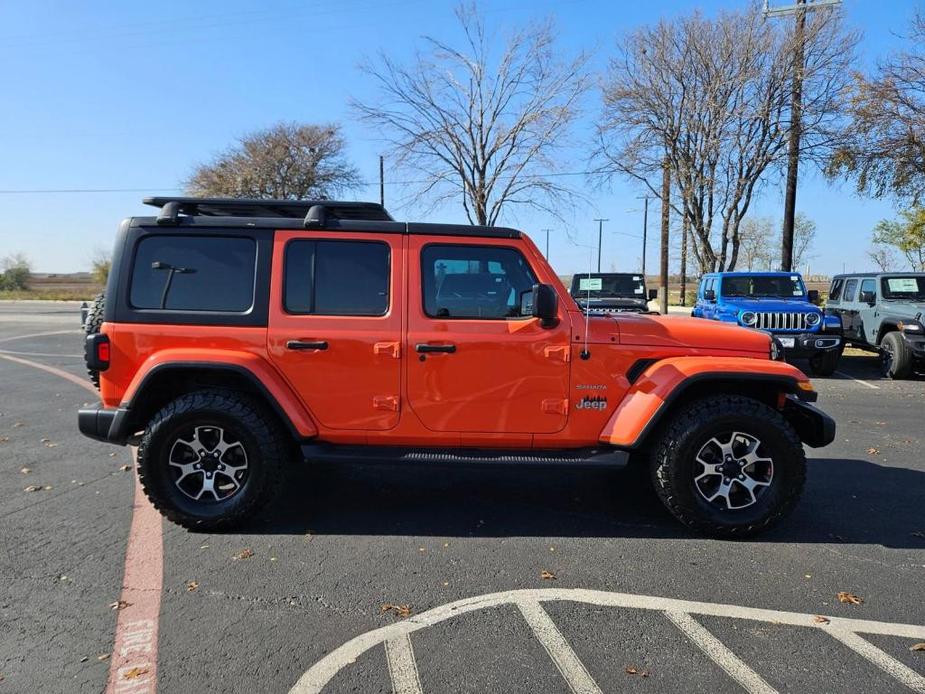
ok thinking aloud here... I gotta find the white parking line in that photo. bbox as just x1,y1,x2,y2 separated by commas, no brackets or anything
828,629,925,693
665,611,777,694
385,633,423,694
288,588,925,694
517,600,603,694
0,329,80,344
0,349,82,358
835,370,880,389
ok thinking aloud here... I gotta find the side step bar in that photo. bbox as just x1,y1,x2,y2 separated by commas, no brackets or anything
300,444,629,468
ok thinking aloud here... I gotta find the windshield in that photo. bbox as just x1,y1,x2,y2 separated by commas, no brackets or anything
571,274,645,299
881,276,925,300
720,275,805,299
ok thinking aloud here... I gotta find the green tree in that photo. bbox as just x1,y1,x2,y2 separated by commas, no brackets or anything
0,253,32,290
90,248,111,285
871,208,925,271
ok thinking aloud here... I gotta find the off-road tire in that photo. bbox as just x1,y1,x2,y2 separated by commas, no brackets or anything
83,291,105,389
136,390,287,531
650,395,806,539
808,348,840,376
880,331,913,379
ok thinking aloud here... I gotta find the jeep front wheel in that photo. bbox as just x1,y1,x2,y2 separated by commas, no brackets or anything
880,331,913,379
136,391,286,531
650,395,805,538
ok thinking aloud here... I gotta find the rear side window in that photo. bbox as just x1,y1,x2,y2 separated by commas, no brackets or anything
828,278,843,302
843,279,858,302
284,240,390,316
421,244,538,319
130,235,256,312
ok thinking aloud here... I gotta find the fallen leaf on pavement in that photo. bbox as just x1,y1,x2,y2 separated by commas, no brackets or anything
380,603,412,619
910,643,925,652
97,654,110,661
44,441,58,448
540,570,557,580
625,666,650,677
119,464,132,472
23,485,44,492
232,548,254,560
837,591,864,605
123,667,149,680
80,656,88,663
866,447,879,455
109,600,131,610
813,615,830,624
186,580,199,592
13,421,23,427
20,467,30,474
0,436,9,443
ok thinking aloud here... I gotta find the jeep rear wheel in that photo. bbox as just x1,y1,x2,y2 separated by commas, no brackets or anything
137,390,286,531
650,395,805,538
880,331,913,379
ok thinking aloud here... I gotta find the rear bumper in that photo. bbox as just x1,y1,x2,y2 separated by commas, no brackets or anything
782,396,836,448
78,403,131,445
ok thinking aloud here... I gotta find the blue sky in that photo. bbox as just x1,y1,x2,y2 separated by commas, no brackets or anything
0,0,918,276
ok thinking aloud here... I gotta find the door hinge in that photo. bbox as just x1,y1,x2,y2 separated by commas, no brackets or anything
373,395,400,412
544,345,570,363
541,398,569,415
374,341,401,358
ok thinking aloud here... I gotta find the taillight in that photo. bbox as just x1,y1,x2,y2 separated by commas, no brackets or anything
85,333,110,371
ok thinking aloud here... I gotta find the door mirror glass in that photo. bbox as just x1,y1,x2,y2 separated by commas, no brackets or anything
860,290,876,305
807,289,820,304
704,289,716,301
530,283,559,327
648,288,658,301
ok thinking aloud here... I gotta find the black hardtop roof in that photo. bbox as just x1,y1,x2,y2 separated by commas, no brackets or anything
832,271,925,279
135,196,521,239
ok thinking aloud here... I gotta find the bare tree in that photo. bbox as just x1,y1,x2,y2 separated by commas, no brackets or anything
791,212,817,271
829,11,925,204
186,122,361,199
595,5,856,273
353,3,590,225
739,217,775,270
867,245,901,272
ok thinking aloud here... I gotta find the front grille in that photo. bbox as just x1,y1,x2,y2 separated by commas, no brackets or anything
755,312,810,332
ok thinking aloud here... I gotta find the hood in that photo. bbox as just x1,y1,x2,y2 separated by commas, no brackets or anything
881,301,925,317
720,297,819,312
583,313,771,353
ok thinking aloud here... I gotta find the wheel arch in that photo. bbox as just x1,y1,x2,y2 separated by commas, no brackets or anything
875,320,902,345
120,361,317,443
599,358,816,449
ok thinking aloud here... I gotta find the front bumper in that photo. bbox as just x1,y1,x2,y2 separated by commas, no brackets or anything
78,403,131,445
903,333,925,360
774,332,841,358
782,396,836,448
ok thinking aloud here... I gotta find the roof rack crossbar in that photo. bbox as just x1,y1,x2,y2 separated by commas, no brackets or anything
156,200,181,226
304,205,326,229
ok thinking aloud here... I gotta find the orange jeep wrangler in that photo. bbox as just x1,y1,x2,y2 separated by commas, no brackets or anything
79,197,835,537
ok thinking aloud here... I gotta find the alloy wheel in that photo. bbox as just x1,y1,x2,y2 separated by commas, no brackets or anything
693,431,774,510
168,425,249,502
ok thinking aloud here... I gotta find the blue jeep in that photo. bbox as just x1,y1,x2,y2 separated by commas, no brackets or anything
692,272,842,375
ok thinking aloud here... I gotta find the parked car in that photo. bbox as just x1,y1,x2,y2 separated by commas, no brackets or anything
692,271,842,375
826,272,925,379
569,272,658,314
79,197,835,538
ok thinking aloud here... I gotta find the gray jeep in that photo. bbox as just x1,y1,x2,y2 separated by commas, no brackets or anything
826,273,925,378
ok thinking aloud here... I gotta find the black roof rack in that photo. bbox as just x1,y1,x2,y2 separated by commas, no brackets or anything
143,197,393,226
134,196,521,239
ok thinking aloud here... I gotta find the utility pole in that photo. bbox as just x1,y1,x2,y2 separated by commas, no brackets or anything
659,156,670,314
593,218,609,272
541,228,553,260
636,195,650,279
764,0,841,271
379,155,385,206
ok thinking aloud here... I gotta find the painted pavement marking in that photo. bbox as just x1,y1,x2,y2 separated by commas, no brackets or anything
289,588,925,694
385,633,424,694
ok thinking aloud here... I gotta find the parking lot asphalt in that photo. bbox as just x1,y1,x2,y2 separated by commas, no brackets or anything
1,302,923,693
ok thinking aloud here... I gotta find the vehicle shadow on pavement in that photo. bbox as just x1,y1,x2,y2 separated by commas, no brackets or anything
244,458,925,549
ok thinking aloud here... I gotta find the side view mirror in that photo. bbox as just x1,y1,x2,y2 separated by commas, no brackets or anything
527,283,558,328
860,290,876,305
704,289,716,301
807,289,820,304
648,288,658,301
